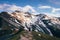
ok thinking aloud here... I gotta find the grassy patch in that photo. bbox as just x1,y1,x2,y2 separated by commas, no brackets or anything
32,31,60,40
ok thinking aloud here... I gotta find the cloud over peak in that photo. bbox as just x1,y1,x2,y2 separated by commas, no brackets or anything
22,5,36,12
0,3,60,17
0,4,36,13
7,5,22,11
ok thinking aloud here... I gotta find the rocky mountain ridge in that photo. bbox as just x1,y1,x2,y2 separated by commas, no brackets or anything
0,11,60,40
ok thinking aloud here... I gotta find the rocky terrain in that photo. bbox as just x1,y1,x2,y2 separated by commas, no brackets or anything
0,11,60,40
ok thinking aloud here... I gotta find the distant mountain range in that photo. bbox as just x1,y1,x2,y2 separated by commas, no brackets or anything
0,11,60,40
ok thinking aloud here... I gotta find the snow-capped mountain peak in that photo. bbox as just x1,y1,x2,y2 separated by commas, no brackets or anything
0,11,60,37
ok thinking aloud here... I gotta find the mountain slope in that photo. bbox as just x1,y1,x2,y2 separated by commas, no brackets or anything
0,11,60,40
8,31,60,40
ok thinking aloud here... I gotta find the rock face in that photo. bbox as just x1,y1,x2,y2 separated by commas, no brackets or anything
0,11,60,38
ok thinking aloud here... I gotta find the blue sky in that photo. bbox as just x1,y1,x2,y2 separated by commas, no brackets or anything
0,0,60,17
0,0,60,8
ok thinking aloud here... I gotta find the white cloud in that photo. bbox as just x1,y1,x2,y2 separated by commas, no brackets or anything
39,6,51,9
22,5,36,12
52,8,60,13
0,3,60,17
0,6,3,9
49,0,60,5
7,5,22,11
44,13,60,17
38,5,60,13
0,4,36,13
0,4,10,9
38,5,60,17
